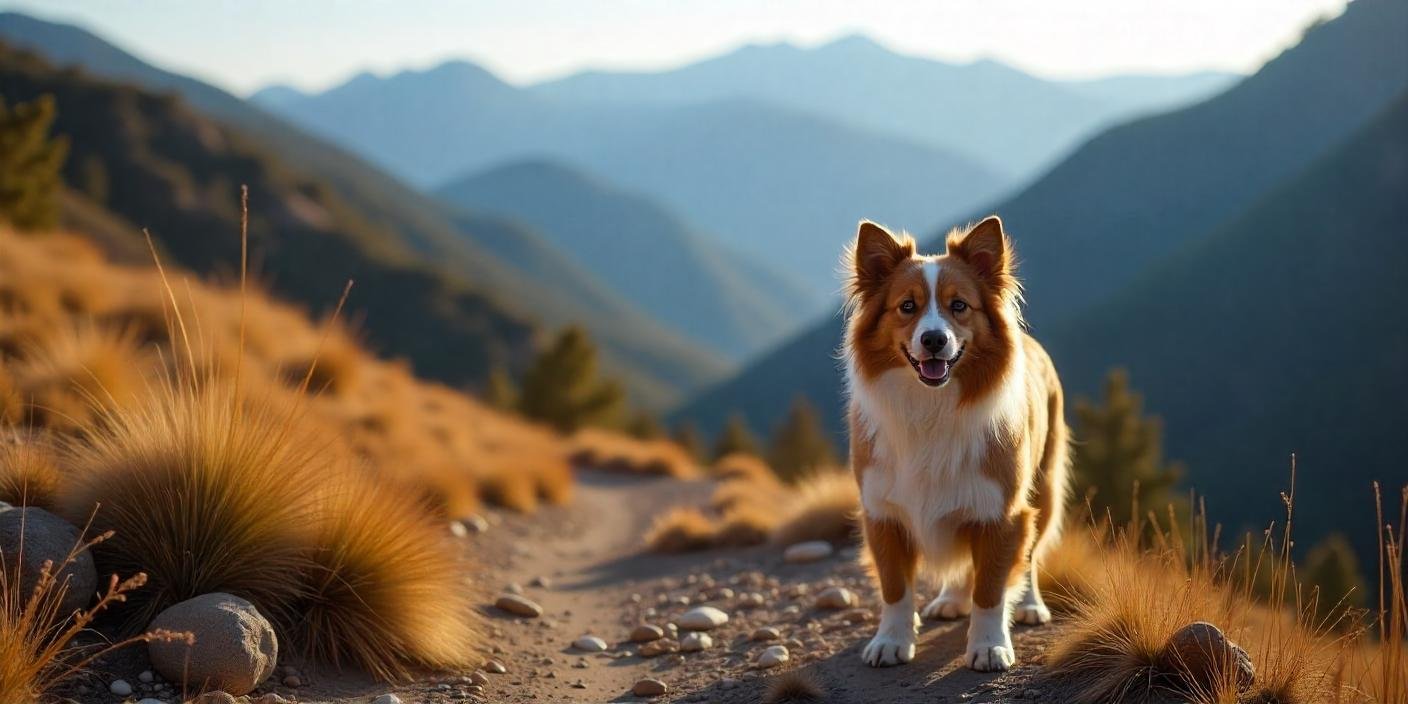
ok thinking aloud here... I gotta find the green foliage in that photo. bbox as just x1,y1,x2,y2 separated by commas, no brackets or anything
518,326,626,433
1072,369,1183,526
1303,532,1366,624
671,421,706,463
626,411,664,440
0,93,67,230
484,365,518,412
768,396,837,482
711,414,760,461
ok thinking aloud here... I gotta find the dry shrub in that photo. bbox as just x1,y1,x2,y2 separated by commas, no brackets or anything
772,470,859,547
647,508,720,553
11,323,148,432
0,432,61,509
296,474,478,680
569,429,698,478
59,379,325,630
277,324,363,395
713,452,778,485
714,502,775,548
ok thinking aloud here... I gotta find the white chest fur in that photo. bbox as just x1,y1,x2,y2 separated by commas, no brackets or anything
848,356,1026,569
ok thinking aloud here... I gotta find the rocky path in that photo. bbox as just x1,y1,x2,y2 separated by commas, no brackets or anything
466,470,1064,704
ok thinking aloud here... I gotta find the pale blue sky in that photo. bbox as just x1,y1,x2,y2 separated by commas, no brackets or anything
6,0,1349,95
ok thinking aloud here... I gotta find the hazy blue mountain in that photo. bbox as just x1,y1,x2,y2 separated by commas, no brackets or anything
531,34,1238,178
436,160,818,360
0,12,729,406
1045,91,1408,564
674,0,1408,438
247,83,306,110
251,59,1010,295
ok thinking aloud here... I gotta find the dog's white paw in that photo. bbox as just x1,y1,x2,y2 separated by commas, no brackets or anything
1014,602,1051,625
861,632,916,667
966,643,1016,671
921,595,972,620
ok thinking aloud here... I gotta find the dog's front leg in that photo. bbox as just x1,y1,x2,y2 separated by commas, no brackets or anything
861,516,918,667
965,509,1035,671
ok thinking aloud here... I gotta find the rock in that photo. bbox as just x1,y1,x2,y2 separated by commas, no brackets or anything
483,659,508,674
573,635,608,652
752,626,782,641
842,608,872,623
1165,621,1255,693
630,624,664,642
0,506,97,617
138,670,154,683
783,540,834,564
109,680,133,696
448,520,469,538
680,632,712,652
758,645,790,668
252,695,291,704
737,592,766,609
632,678,669,697
282,674,302,687
147,592,277,696
676,606,728,631
371,696,404,704
529,575,552,588
639,638,679,657
815,586,856,609
189,693,237,704
461,514,489,533
136,699,163,704
494,593,543,617
470,671,490,685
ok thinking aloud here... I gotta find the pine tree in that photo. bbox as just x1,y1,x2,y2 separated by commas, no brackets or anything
768,396,838,482
671,422,706,463
1303,532,1366,623
518,326,626,433
0,94,69,231
484,365,518,412
712,414,760,461
626,411,664,440
1071,368,1183,527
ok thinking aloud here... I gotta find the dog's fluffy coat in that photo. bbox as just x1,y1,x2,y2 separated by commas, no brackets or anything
842,217,1070,672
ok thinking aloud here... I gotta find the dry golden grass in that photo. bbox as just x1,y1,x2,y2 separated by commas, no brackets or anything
762,669,825,703
570,428,699,478
296,474,479,681
10,323,149,432
0,432,61,509
771,470,859,547
646,508,720,553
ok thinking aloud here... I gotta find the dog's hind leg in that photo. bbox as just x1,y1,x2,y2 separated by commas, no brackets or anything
1013,562,1051,625
921,570,973,620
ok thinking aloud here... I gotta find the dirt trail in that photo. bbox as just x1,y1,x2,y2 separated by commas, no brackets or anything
468,470,1063,704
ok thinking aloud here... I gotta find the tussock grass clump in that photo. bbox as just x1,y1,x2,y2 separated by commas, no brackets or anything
569,429,699,478
647,508,720,553
763,669,825,703
11,323,148,432
0,432,62,509
59,379,325,629
296,474,478,681
772,470,859,547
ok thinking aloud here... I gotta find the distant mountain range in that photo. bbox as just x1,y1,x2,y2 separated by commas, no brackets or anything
436,161,816,360
674,0,1408,563
0,12,729,406
677,0,1408,438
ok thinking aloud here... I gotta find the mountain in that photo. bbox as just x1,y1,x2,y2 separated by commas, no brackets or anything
436,160,817,360
1045,91,1408,562
674,0,1408,438
530,34,1238,179
252,58,1010,295
0,11,728,406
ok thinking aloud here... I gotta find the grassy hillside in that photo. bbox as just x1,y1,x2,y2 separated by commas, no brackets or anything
532,34,1235,178
437,160,817,360
1045,92,1408,563
253,62,1010,295
0,11,726,408
675,0,1408,438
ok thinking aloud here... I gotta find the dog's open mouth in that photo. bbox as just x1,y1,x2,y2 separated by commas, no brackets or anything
902,345,964,387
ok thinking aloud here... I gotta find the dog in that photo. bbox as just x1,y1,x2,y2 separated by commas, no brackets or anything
841,216,1069,672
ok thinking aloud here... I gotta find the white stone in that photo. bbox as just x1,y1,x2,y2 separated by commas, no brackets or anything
680,632,712,652
449,521,469,538
758,645,790,668
372,696,404,704
815,586,856,609
676,606,728,630
783,540,834,563
572,635,608,652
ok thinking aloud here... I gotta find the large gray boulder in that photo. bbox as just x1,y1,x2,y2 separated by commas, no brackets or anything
0,504,96,617
147,592,278,695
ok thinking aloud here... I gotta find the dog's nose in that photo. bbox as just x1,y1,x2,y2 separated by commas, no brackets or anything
920,330,948,354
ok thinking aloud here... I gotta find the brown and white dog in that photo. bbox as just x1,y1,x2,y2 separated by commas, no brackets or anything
842,216,1069,672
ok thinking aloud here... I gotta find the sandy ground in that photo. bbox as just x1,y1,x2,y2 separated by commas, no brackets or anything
70,469,1068,704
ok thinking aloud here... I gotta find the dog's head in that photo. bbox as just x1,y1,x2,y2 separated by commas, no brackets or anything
843,216,1022,398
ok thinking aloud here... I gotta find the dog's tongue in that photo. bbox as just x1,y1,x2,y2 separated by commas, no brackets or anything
919,358,949,381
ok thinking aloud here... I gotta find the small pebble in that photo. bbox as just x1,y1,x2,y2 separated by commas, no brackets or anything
483,659,508,674
815,586,856,609
282,674,302,687
632,678,669,697
680,632,712,652
630,624,665,642
783,540,834,563
449,521,469,538
371,696,404,704
572,635,608,652
751,627,781,641
758,645,790,668
138,671,154,684
676,606,728,630
109,680,133,697
494,593,543,617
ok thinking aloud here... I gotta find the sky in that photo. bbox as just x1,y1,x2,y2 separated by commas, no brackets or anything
6,0,1350,96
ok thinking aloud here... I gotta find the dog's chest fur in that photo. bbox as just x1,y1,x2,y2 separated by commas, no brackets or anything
848,356,1026,567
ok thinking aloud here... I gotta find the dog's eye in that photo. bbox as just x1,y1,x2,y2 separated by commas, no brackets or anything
899,300,916,314
949,299,969,313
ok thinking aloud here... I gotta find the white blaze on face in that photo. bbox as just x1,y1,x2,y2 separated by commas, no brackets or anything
910,259,959,360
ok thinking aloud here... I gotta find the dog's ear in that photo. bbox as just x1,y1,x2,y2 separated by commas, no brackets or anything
852,221,913,293
947,216,1014,289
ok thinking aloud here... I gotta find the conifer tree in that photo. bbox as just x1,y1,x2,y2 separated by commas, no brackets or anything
712,414,760,461
484,365,518,412
1303,532,1366,623
518,326,625,432
0,95,69,231
768,396,838,482
1072,368,1183,526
